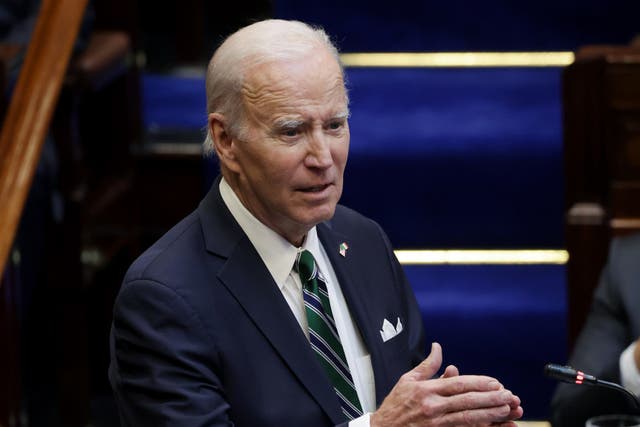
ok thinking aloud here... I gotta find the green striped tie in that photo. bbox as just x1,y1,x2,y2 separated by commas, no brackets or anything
296,250,363,420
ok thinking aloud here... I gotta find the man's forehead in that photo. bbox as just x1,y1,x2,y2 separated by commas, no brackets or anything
241,54,347,113
244,51,343,87
242,69,346,100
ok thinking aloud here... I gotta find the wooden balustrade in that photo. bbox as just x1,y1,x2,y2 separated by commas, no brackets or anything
0,1,88,424
0,0,88,278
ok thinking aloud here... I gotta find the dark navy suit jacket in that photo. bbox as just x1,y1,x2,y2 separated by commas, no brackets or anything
109,180,426,426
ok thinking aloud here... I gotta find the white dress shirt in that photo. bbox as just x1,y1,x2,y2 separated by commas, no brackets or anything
219,178,374,426
620,342,640,396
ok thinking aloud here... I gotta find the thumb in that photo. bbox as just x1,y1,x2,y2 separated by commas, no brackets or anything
410,342,443,381
440,364,460,378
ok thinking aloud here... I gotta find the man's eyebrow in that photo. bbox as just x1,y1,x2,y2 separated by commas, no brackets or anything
272,111,350,129
331,110,351,121
273,118,306,128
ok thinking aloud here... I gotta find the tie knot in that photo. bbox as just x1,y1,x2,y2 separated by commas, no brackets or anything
295,250,317,283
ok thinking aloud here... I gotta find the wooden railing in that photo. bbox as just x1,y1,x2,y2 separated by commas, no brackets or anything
0,0,88,279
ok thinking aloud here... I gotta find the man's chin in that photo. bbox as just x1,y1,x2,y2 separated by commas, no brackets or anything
297,204,338,228
310,206,338,225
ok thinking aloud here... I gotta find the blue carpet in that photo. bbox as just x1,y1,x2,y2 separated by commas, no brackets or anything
407,264,567,419
275,0,640,51
342,67,564,248
143,66,564,247
142,74,207,135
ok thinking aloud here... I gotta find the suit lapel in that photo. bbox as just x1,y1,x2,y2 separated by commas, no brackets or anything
317,223,392,406
218,238,344,424
199,181,343,424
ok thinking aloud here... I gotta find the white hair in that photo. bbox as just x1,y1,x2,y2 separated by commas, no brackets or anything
203,19,344,156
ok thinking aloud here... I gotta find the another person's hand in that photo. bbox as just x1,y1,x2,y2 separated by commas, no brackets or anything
633,337,640,370
370,343,523,427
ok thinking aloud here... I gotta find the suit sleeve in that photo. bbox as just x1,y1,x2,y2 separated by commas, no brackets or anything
550,240,638,427
109,279,232,427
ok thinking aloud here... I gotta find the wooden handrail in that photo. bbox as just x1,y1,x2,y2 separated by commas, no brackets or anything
0,0,88,278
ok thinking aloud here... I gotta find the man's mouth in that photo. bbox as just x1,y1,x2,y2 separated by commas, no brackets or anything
299,183,331,193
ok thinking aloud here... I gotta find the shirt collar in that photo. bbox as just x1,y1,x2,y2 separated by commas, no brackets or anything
219,177,321,289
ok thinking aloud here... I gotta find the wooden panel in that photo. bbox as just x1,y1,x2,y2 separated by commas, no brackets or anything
564,44,640,349
609,114,640,178
605,63,640,109
563,58,608,209
611,182,640,217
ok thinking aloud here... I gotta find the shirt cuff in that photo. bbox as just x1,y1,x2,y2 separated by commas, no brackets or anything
348,412,371,427
620,342,640,396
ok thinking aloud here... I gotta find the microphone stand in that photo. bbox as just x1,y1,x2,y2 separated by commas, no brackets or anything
594,378,640,409
544,363,640,409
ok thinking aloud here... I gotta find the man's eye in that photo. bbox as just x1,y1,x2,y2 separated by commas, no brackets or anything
328,121,344,130
282,128,299,137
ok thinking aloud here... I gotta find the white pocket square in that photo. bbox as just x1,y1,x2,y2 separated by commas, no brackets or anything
380,317,403,342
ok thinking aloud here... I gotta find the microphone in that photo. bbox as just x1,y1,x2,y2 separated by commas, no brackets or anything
544,363,640,409
544,363,597,385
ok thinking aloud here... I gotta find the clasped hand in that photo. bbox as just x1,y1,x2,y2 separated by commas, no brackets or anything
371,343,523,427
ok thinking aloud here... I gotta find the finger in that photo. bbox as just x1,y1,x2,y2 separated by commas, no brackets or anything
438,389,516,414
490,406,523,424
507,392,521,409
439,404,512,427
409,342,443,381
433,375,503,396
440,364,459,378
485,399,523,423
506,405,524,420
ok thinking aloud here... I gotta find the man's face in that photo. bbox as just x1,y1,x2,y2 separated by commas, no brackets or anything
226,47,349,245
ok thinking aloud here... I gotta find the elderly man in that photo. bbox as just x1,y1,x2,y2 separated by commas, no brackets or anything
109,19,522,427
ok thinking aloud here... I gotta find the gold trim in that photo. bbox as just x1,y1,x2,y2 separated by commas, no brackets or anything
516,422,550,427
394,249,568,265
340,52,575,68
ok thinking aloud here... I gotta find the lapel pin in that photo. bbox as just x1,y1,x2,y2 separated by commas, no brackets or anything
339,242,349,257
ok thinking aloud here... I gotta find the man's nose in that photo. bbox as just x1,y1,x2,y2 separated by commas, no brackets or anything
305,131,333,169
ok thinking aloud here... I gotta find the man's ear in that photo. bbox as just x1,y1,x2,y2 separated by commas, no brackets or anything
209,113,241,173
